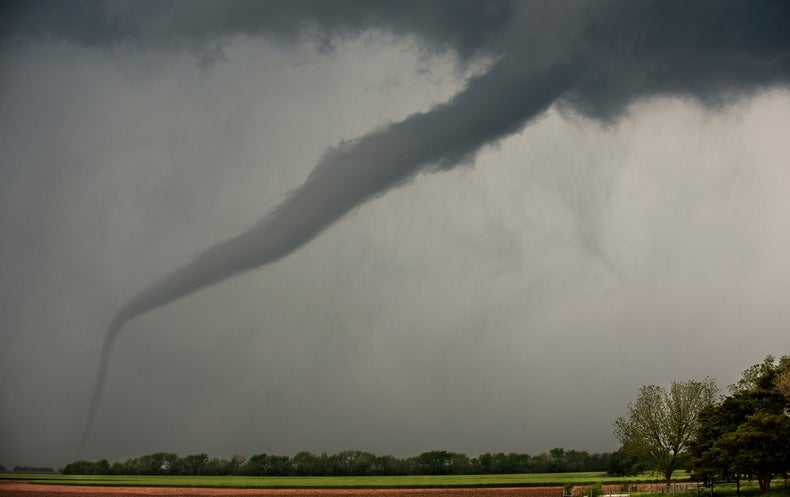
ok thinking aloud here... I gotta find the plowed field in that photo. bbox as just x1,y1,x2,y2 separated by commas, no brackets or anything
0,482,564,497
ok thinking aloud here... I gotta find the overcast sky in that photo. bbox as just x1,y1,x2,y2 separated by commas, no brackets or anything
1,1,789,469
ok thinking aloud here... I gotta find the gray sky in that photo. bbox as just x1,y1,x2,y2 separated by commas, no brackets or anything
1,0,789,468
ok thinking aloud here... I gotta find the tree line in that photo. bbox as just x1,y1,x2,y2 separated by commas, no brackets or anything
63,447,612,476
1,465,54,472
613,355,790,493
62,355,789,487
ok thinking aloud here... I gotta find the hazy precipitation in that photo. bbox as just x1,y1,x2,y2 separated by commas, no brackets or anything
24,0,783,454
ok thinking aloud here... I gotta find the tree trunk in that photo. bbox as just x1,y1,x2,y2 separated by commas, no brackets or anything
758,471,771,493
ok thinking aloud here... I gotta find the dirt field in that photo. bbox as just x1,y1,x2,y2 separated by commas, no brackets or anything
0,482,564,497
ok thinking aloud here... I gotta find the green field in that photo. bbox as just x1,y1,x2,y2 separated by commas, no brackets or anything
0,471,680,489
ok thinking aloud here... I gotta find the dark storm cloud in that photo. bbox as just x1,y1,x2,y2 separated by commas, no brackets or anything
4,1,789,107
0,0,512,59
568,0,790,119
57,0,786,307
3,1,788,455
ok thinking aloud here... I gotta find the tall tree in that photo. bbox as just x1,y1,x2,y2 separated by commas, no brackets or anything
688,356,790,493
614,378,718,488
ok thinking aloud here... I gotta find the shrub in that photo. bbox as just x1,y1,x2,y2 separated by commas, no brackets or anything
578,483,604,497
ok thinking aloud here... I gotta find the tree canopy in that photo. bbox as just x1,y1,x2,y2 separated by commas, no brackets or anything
61,447,611,476
614,378,718,487
688,355,790,493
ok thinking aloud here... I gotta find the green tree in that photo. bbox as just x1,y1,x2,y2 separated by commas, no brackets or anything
160,453,180,475
242,453,291,476
203,456,244,476
110,460,128,475
606,448,649,476
181,453,209,476
292,451,319,476
229,455,246,475
549,447,568,472
414,450,471,475
688,356,790,493
614,378,718,488
372,454,402,475
134,452,178,475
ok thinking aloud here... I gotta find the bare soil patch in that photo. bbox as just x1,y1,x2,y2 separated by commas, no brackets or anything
0,482,563,497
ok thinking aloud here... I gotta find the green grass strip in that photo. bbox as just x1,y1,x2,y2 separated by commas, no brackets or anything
0,472,686,489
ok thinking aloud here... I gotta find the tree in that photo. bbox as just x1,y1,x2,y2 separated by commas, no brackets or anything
181,453,209,476
688,356,790,493
325,450,377,476
614,378,718,488
776,367,790,400
242,453,292,476
606,447,649,476
414,451,471,475
292,451,321,476
474,452,531,474
135,452,179,475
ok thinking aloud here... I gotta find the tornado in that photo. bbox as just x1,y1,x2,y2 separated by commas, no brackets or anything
77,56,581,453
54,0,789,454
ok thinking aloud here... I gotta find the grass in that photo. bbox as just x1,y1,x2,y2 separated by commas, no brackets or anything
0,471,684,489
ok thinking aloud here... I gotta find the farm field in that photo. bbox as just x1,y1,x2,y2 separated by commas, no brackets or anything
0,472,695,497
3,476,787,497
0,472,676,489
0,480,574,497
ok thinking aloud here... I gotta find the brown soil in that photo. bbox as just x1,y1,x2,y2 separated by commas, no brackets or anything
0,482,563,497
